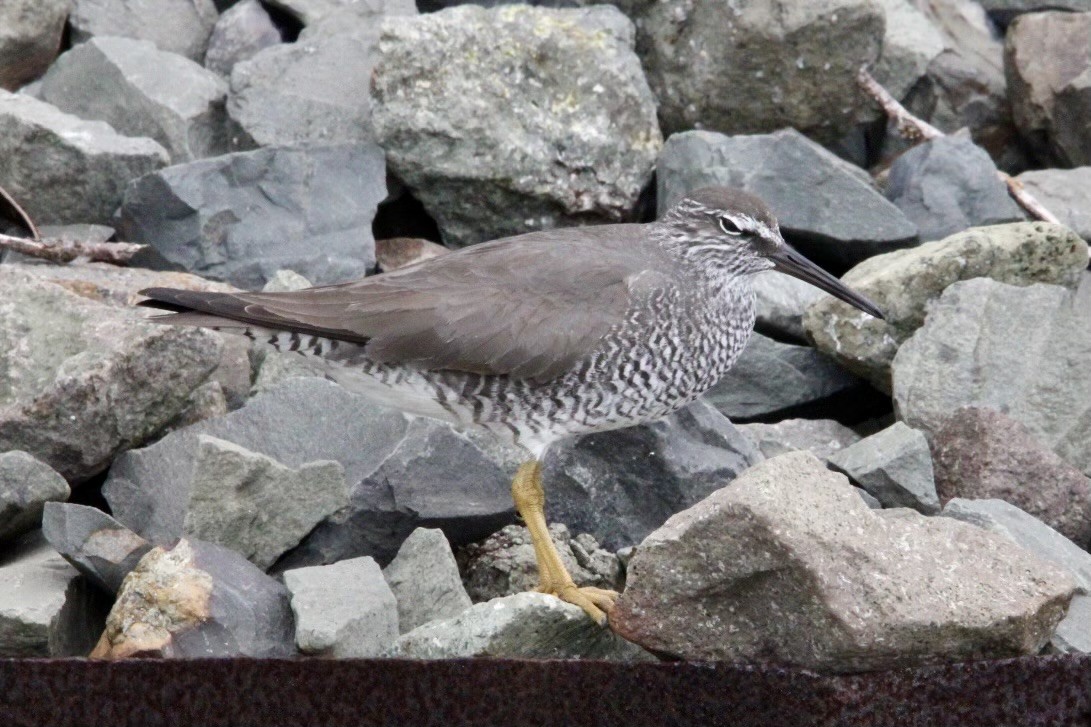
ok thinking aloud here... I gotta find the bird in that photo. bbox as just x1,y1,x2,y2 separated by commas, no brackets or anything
138,187,883,625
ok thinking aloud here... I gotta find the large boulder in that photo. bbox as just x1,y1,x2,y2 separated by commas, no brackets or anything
70,0,219,62
42,502,154,594
1016,167,1091,242
0,0,70,91
0,451,70,542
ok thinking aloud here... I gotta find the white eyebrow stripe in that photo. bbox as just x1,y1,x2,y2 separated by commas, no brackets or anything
723,213,780,243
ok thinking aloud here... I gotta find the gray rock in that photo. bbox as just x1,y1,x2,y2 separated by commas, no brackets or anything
382,528,471,633
543,399,763,551
737,418,862,461
261,269,312,293
704,333,865,421
0,267,222,481
1016,167,1091,242
284,556,398,657
91,538,295,658
804,222,1088,391
827,422,939,514
0,451,70,542
611,451,1076,671
42,502,154,594
893,278,1091,476
116,143,384,288
886,134,1024,242
632,0,883,142
871,0,947,102
204,0,282,78
460,523,622,604
1050,594,1091,654
40,37,233,163
266,0,415,25
657,130,918,269
70,0,219,61
163,379,229,432
37,224,116,243
387,592,650,661
750,271,824,342
372,5,660,247
0,0,70,91
980,0,1091,25
0,91,168,225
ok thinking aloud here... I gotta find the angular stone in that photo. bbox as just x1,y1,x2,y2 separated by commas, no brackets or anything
611,452,1076,671
0,91,168,225
827,422,939,514
0,268,222,481
737,418,862,461
460,524,622,604
382,528,471,633
372,5,660,247
750,271,824,342
981,0,1091,25
91,538,295,658
284,556,398,657
543,400,762,551
804,222,1088,391
0,451,69,542
388,592,650,661
1050,594,1091,654
658,130,918,269
40,37,233,163
42,502,154,594
932,407,1091,546
117,143,384,288
265,0,416,25
70,0,220,61
261,269,311,293
163,380,229,432
1016,167,1091,242
893,278,1091,476
204,0,282,78
871,0,947,103
886,134,1024,242
0,0,69,91
704,333,865,421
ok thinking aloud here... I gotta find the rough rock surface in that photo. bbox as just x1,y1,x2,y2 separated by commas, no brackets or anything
372,4,661,247
382,528,471,633
658,130,918,269
0,90,168,225
0,0,70,91
871,0,947,102
737,419,861,461
804,222,1088,391
284,557,399,657
0,451,70,542
611,452,1076,671
204,0,282,78
42,502,154,594
827,423,939,514
1016,167,1091,242
116,143,384,288
70,0,219,61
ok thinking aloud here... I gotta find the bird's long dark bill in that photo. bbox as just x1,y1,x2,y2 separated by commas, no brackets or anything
768,245,885,320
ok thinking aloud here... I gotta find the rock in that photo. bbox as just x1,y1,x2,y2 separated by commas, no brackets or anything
1005,11,1091,167
382,528,471,633
459,524,622,604
0,91,168,226
266,0,415,25
704,333,865,421
827,422,939,514
0,451,70,542
885,134,1024,242
91,538,295,658
163,380,229,432
804,222,1088,391
932,407,1091,546
388,592,650,661
40,37,233,163
543,400,762,551
737,418,862,461
375,237,450,273
1016,167,1091,242
0,0,70,91
0,532,110,657
980,0,1091,25
871,0,947,102
42,502,154,594
750,271,824,342
632,0,883,142
70,0,219,62
104,377,519,567
893,278,1091,476
283,556,398,657
204,0,282,78
611,451,1076,671
1050,594,1091,654
372,5,660,247
116,143,384,288
38,224,116,243
0,267,222,481
657,130,918,269
261,269,311,293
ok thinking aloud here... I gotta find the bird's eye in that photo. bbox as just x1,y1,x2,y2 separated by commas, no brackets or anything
718,216,743,236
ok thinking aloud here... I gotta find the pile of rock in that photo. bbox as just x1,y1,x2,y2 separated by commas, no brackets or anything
0,0,1089,672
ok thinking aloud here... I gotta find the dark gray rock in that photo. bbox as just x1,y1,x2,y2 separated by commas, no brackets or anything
70,0,220,61
0,0,70,91
382,528,471,634
116,143,384,288
0,452,70,542
372,4,660,247
40,36,234,163
42,502,154,594
827,422,939,514
750,271,824,342
658,129,918,269
265,0,415,25
980,0,1091,25
1016,167,1091,242
0,91,168,226
737,418,862,462
543,399,762,551
1050,594,1091,654
871,0,947,103
204,0,282,78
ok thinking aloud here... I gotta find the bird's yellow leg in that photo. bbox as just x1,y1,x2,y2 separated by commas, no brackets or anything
510,460,619,625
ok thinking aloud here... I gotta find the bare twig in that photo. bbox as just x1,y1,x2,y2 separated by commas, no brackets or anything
0,232,148,265
857,67,1062,226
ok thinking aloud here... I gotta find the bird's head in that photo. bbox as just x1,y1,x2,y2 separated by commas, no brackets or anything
661,187,884,320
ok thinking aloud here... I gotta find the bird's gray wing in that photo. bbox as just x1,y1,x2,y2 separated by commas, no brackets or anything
141,225,668,382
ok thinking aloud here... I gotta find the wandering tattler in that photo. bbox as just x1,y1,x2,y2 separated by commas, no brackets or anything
139,187,883,624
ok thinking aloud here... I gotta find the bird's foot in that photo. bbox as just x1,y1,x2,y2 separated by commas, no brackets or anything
537,578,619,626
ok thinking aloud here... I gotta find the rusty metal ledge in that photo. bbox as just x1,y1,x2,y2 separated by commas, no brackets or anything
0,655,1089,727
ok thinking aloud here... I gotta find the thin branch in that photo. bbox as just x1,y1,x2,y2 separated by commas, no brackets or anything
0,232,148,265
